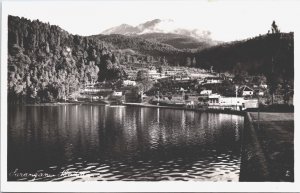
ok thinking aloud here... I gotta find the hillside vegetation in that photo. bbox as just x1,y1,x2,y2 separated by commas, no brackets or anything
8,15,125,103
138,33,216,50
195,33,294,78
7,15,294,104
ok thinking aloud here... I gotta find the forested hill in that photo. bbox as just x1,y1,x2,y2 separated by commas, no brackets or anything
89,34,193,66
90,34,183,55
137,33,217,50
7,15,129,103
194,33,294,80
7,15,192,103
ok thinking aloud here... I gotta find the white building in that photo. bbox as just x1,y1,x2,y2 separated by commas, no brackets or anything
148,69,161,80
204,77,223,84
200,90,212,95
190,73,203,79
174,76,191,81
112,91,123,96
208,94,222,106
123,80,137,86
260,84,268,89
208,94,258,110
164,69,185,77
244,99,259,109
219,97,244,109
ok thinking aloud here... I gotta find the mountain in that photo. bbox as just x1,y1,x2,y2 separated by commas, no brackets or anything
101,24,140,35
90,34,191,66
101,19,218,49
90,34,183,55
138,33,218,50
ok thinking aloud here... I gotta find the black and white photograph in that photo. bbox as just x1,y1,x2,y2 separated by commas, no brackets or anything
0,0,299,192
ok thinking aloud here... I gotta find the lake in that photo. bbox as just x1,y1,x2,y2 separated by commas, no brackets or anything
8,104,244,181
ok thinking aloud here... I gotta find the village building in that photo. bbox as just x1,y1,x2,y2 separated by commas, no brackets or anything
219,97,244,110
208,94,258,110
260,83,268,88
244,99,259,109
239,85,254,97
148,69,161,80
189,73,203,79
254,89,265,96
200,90,212,95
112,91,123,96
186,100,195,108
174,75,191,81
123,80,137,86
208,94,222,106
204,77,223,84
164,69,186,77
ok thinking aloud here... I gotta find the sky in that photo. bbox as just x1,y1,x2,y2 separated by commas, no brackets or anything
3,0,299,42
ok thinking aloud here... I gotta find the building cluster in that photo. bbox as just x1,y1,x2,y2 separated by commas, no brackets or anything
125,66,208,81
77,64,270,110
205,93,258,110
199,85,261,110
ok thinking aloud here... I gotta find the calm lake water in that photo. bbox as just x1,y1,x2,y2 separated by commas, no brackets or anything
8,104,244,181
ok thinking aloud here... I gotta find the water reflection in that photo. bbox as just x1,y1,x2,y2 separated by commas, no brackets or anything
8,105,244,181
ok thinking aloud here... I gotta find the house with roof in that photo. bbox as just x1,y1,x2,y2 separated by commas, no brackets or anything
239,85,254,97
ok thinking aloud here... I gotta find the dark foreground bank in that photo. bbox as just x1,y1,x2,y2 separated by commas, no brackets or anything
240,112,294,182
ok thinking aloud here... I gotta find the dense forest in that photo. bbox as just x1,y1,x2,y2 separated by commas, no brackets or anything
195,32,294,77
8,15,129,103
7,15,194,103
7,15,294,104
138,32,217,50
194,32,294,102
91,34,193,65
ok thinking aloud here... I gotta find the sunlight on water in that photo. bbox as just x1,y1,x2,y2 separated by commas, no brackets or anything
8,104,244,181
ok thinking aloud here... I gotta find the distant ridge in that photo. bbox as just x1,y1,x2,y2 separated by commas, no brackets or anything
101,19,219,49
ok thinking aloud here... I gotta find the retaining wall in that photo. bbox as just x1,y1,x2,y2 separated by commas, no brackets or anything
239,113,269,181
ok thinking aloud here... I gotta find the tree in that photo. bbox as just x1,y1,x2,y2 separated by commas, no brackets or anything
192,57,196,67
186,57,192,67
132,56,137,63
184,94,189,100
267,73,279,105
136,70,149,81
126,55,131,63
162,56,168,66
112,53,119,65
271,21,280,34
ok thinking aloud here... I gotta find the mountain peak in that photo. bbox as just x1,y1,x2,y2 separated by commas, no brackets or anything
100,19,219,49
102,23,138,35
101,19,212,41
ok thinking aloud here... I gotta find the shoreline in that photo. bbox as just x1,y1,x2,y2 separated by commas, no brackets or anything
16,101,246,116
124,102,246,116
22,102,108,106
